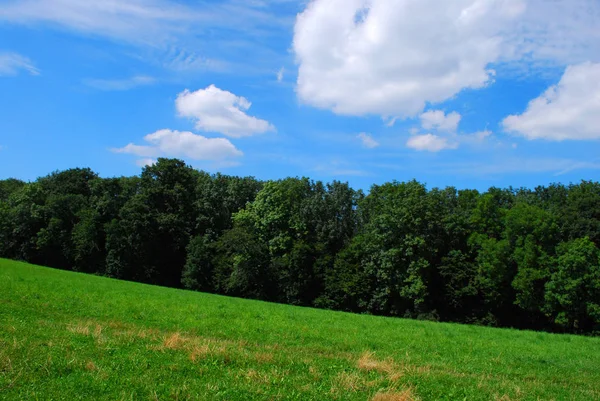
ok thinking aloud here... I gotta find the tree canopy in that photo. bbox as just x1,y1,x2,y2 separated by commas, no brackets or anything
1,159,599,334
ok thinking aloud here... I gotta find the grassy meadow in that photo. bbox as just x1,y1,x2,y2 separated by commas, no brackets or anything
1,258,599,401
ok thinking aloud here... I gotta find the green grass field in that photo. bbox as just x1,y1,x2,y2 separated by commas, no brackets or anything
1,259,599,401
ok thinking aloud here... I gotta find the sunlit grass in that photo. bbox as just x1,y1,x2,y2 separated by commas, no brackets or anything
1,258,599,400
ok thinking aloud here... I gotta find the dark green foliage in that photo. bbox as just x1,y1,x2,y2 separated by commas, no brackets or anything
182,234,215,292
1,158,600,334
0,178,26,200
212,226,274,300
544,237,600,332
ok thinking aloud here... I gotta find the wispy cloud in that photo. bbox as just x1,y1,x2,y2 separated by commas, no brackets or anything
0,52,39,76
313,165,370,177
0,0,199,45
0,0,297,77
357,133,379,149
438,158,600,177
276,67,285,82
161,47,230,73
0,0,296,48
83,75,155,91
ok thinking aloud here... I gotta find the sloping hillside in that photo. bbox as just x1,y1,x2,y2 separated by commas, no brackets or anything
1,258,599,400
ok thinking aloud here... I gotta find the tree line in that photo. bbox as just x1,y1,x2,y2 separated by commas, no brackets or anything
1,158,599,334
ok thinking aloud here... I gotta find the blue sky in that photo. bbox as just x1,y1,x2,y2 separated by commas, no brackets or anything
1,0,599,192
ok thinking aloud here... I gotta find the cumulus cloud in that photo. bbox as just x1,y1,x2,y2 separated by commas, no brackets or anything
502,62,600,140
112,129,243,163
293,0,525,117
293,0,600,118
83,76,155,91
404,109,482,152
176,85,275,138
357,132,379,149
420,110,462,133
0,52,39,76
406,134,458,152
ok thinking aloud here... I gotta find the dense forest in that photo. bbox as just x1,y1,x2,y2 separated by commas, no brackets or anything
1,158,599,334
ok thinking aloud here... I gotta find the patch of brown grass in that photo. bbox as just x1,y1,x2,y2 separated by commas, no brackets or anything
243,369,271,385
85,361,98,371
163,332,186,350
334,371,365,392
189,344,211,361
254,351,274,363
188,338,232,361
67,323,90,336
358,352,396,374
115,327,159,340
371,389,416,401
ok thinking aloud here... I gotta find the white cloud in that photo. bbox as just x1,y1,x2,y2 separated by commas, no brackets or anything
420,110,462,133
112,129,243,162
0,0,295,50
505,0,600,67
0,0,295,78
162,47,230,73
0,0,196,45
293,0,525,117
83,75,155,91
357,132,379,149
277,67,285,82
406,134,458,152
293,0,600,118
466,130,493,143
404,109,483,152
176,85,275,138
502,62,600,141
135,158,157,167
0,52,39,76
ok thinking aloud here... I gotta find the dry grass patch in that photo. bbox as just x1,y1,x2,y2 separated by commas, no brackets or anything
334,371,367,392
243,369,271,385
116,327,159,340
254,351,274,363
85,361,98,372
67,323,90,336
189,344,212,362
66,322,104,339
358,352,397,375
371,388,416,401
357,351,434,383
188,338,232,362
163,332,186,350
